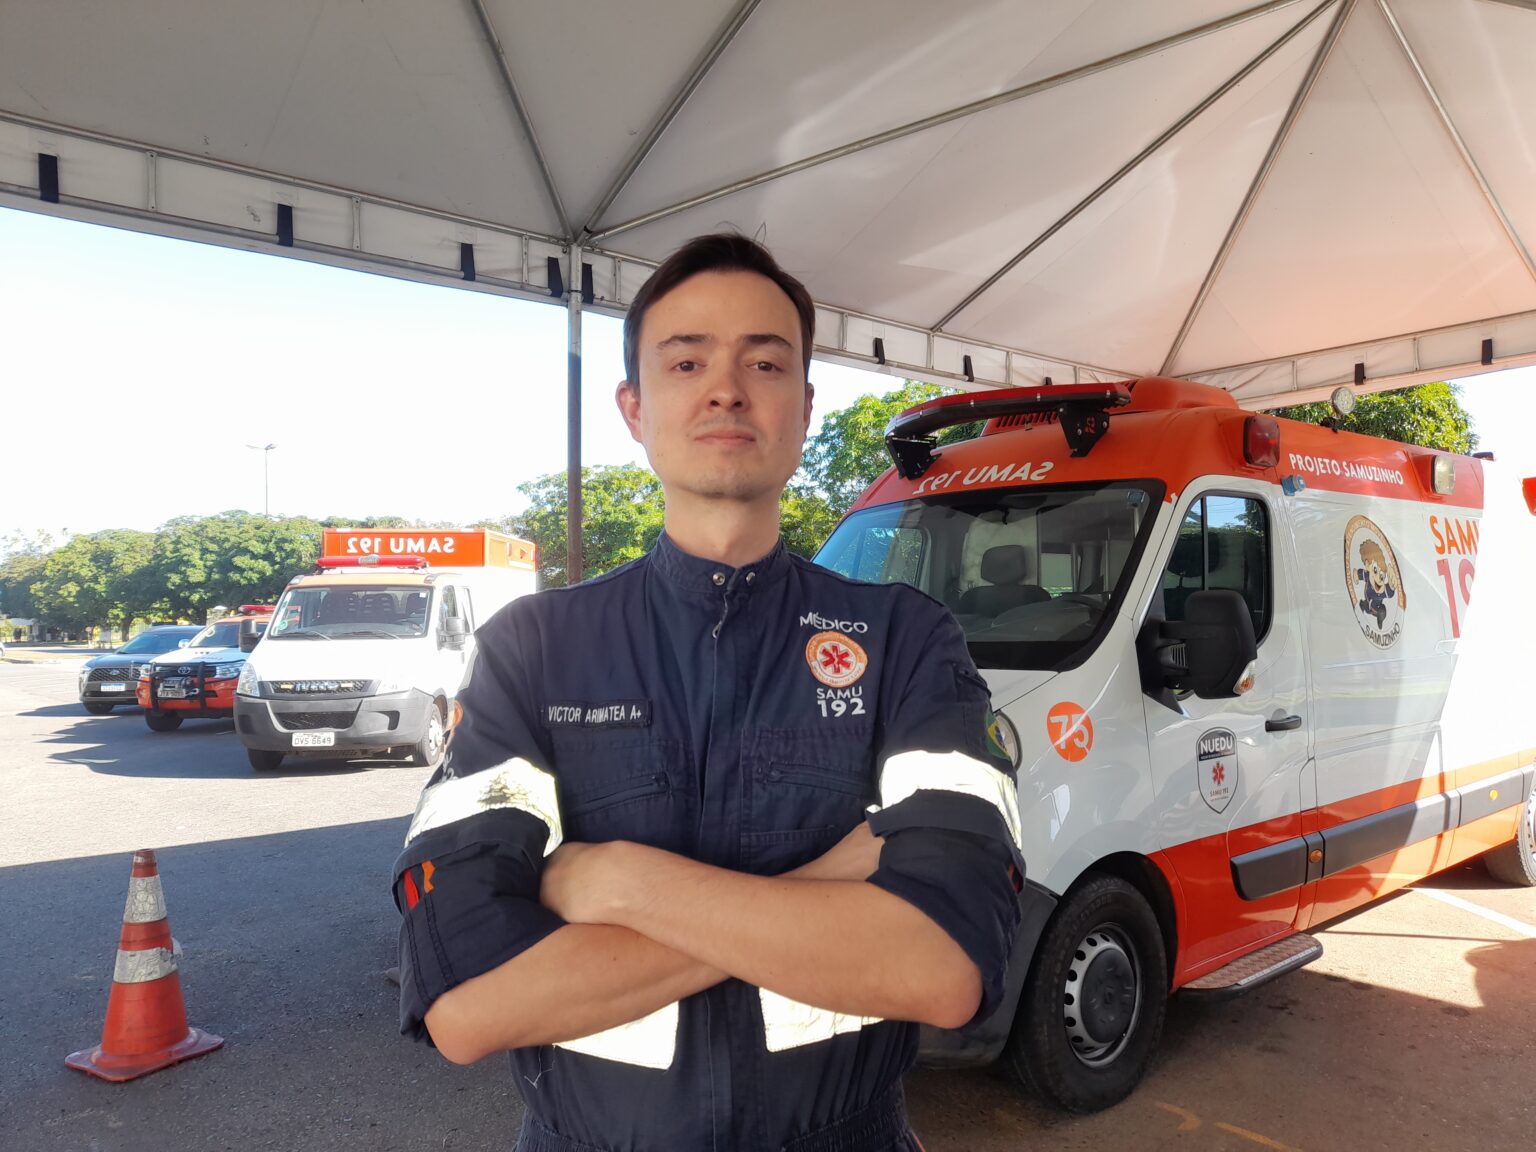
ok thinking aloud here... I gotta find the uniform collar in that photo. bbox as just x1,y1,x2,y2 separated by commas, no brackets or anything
650,531,791,595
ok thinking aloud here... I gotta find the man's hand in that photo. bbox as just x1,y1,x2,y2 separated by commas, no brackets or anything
789,821,883,882
541,840,624,924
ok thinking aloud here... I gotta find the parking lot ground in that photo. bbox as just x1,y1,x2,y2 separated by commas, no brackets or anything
3,662,1532,1152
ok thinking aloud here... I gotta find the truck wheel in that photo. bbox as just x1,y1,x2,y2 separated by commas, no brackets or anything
144,710,183,733
83,701,115,715
247,748,285,772
1484,791,1536,887
412,703,446,767
1007,875,1167,1113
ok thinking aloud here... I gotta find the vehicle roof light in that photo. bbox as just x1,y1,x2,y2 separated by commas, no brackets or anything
884,383,1132,479
1243,415,1281,468
313,555,429,571
236,604,275,615
1423,454,1456,496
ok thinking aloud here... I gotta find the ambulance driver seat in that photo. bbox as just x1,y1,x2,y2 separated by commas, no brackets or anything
957,545,1051,618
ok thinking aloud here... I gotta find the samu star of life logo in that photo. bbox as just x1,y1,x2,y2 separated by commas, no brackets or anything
805,630,868,689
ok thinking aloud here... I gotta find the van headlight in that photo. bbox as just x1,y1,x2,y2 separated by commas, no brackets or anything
375,678,410,695
236,663,259,696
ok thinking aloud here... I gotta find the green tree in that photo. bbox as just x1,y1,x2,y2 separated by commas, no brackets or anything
146,512,325,618
30,530,156,639
1267,381,1477,453
795,380,974,514
778,489,840,561
489,465,667,588
0,550,48,624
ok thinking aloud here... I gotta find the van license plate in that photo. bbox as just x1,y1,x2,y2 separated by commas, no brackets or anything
292,732,336,748
100,684,128,693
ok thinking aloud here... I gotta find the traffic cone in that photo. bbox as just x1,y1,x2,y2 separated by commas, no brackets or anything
65,850,223,1082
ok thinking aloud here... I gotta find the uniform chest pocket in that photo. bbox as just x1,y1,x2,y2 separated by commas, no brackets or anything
551,733,691,852
741,727,875,874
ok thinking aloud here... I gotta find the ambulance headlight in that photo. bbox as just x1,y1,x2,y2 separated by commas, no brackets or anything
376,678,411,696
236,663,259,696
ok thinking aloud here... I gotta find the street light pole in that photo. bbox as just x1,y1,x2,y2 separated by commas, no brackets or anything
245,443,276,515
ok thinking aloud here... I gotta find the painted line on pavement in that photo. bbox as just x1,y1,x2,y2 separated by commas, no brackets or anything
1414,887,1536,939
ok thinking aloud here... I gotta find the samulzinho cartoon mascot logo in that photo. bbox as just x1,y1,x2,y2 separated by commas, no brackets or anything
1342,515,1406,648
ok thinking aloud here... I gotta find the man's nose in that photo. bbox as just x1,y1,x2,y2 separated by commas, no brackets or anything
705,363,750,408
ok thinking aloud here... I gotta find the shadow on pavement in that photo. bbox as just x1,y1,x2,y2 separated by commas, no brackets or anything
2,821,522,1152
31,707,415,780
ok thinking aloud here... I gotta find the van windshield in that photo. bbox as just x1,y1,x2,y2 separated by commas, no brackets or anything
813,482,1163,670
269,584,431,639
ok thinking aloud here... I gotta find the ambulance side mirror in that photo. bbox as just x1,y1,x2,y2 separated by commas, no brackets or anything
238,619,262,653
1141,590,1257,699
443,616,468,651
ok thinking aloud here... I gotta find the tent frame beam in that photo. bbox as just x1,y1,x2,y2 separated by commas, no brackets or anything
584,0,1313,244
1161,0,1355,376
468,0,572,239
932,0,1337,333
1376,0,1536,287
579,0,763,242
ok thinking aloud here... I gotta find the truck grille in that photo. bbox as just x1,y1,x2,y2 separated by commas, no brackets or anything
268,679,369,696
275,710,356,731
88,667,135,683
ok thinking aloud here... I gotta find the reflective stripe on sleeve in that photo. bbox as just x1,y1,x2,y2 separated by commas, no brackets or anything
404,759,563,853
879,750,1024,849
758,988,881,1054
553,1000,678,1070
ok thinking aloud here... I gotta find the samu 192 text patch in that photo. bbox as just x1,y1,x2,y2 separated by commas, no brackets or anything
544,700,652,728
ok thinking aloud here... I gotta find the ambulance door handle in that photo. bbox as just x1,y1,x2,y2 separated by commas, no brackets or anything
1265,714,1303,733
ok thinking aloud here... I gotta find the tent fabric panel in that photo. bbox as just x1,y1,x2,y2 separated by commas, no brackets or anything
600,1,1296,231
1173,0,1536,374
0,0,563,235
947,15,1328,374
1387,0,1536,268
487,0,743,231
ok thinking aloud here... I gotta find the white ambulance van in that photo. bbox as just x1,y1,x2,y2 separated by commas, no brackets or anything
813,377,1535,1113
234,528,536,772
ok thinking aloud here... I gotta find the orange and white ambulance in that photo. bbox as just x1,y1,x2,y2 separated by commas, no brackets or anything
812,377,1535,1112
233,528,536,772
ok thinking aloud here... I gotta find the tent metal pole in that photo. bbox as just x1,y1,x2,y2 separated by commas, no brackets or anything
930,0,1336,334
468,0,573,239
567,245,584,584
1377,0,1536,286
1160,0,1354,377
580,0,763,241
1475,0,1536,12
585,0,1309,243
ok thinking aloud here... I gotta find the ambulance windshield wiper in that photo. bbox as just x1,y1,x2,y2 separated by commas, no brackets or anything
337,629,404,640
275,629,333,641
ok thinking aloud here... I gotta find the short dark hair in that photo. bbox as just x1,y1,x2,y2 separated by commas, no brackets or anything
623,233,815,386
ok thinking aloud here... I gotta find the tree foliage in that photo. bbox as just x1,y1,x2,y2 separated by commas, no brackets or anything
1266,381,1477,453
30,530,157,636
146,512,326,618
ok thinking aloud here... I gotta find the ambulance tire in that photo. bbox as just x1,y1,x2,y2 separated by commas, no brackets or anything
1483,791,1536,887
1008,875,1167,1114
144,710,183,732
412,702,446,768
247,748,285,772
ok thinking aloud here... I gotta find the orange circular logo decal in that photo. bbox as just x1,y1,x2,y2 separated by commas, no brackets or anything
1047,701,1094,762
805,631,868,688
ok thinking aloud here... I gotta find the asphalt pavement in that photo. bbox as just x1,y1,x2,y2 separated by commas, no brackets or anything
2,662,1532,1152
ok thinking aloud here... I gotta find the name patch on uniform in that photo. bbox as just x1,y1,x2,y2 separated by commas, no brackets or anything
545,700,652,728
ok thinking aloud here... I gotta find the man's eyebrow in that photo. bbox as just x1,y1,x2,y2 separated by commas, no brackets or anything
654,333,794,352
655,333,712,351
741,333,794,352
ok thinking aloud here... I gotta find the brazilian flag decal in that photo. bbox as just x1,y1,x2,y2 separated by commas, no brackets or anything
985,709,1011,761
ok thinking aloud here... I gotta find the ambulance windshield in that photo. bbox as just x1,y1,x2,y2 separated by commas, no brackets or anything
269,584,432,640
814,482,1162,670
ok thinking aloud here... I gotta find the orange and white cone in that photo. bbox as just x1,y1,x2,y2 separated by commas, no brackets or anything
65,849,223,1082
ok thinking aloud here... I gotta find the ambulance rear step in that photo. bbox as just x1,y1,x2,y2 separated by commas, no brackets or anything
1179,932,1323,1000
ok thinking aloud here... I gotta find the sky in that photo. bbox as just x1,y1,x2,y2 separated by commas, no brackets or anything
3,205,1536,547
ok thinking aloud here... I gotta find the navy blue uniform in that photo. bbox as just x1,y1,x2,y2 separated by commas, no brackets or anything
394,535,1023,1152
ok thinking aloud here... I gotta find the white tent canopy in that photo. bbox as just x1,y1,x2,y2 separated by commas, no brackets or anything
5,0,1536,407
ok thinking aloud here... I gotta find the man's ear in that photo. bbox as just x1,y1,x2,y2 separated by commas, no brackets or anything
803,380,815,432
615,380,644,444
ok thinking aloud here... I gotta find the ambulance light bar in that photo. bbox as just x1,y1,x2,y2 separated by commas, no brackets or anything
314,555,429,571
236,604,275,615
884,383,1132,480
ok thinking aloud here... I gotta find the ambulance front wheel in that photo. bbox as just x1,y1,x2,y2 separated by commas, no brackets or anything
412,702,446,768
1008,875,1168,1113
1483,791,1536,886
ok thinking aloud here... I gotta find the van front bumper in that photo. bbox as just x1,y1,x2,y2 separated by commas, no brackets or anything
235,688,433,754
